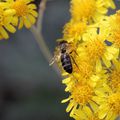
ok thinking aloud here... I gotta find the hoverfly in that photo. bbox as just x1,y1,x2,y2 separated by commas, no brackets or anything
50,39,78,74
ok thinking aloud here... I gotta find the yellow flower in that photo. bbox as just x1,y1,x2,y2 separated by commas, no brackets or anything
0,2,16,39
63,20,87,42
78,30,119,69
61,55,108,120
93,84,120,120
5,0,38,29
70,0,114,23
62,57,106,93
62,82,98,118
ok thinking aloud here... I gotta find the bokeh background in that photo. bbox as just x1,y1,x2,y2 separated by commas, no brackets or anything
0,0,119,120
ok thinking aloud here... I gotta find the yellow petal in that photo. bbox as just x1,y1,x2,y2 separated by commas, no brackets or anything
0,27,9,39
18,17,24,29
107,47,118,54
109,113,117,120
98,104,109,119
28,14,36,24
83,106,92,118
30,10,38,17
4,9,16,16
96,59,102,72
97,6,108,14
23,17,31,29
102,56,111,68
95,90,105,97
66,100,75,112
103,84,112,94
28,4,37,9
105,110,113,120
70,104,77,117
61,97,71,103
76,109,87,119
12,16,18,26
62,77,71,84
4,24,16,33
89,100,98,112
104,52,113,60
92,96,105,104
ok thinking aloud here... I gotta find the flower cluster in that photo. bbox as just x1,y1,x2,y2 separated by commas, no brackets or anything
0,0,37,40
56,0,120,120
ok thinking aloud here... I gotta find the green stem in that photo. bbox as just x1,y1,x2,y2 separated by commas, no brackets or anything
30,26,61,77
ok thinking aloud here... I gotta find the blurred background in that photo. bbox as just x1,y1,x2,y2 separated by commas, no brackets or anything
0,0,119,120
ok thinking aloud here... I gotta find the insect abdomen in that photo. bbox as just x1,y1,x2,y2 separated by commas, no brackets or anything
61,53,73,74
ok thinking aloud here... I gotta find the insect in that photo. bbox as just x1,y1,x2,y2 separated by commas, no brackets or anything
50,40,78,74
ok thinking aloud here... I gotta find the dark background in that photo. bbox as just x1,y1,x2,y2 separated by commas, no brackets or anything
0,0,119,120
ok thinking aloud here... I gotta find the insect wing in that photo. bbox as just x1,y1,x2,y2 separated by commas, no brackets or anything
49,47,61,66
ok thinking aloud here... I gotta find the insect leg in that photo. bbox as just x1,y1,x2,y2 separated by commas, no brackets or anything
70,55,80,72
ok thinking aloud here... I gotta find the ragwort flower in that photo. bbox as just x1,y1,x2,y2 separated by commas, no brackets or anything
78,30,119,69
0,2,16,39
93,84,120,120
63,20,87,42
5,0,38,29
70,0,115,23
62,82,98,119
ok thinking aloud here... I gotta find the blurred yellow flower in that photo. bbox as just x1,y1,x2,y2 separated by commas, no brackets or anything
0,2,16,39
93,84,120,120
70,0,115,23
6,0,38,29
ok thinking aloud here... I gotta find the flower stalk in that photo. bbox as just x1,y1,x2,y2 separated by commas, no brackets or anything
30,0,61,76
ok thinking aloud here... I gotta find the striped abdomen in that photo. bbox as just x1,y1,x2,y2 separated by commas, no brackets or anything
61,53,73,74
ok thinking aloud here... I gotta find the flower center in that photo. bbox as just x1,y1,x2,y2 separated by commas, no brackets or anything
85,39,105,61
71,0,96,21
109,69,120,91
72,84,93,105
108,93,120,114
12,0,28,16
79,61,93,80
